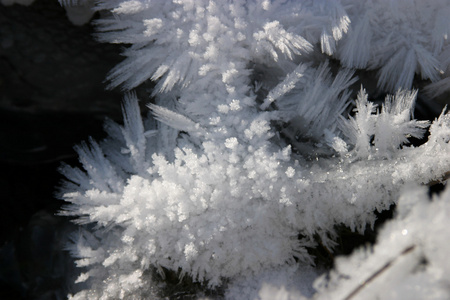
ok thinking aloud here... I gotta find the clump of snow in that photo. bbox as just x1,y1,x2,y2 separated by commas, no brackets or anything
313,183,450,300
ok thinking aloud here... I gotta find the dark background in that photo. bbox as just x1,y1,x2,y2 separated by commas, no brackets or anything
0,1,123,298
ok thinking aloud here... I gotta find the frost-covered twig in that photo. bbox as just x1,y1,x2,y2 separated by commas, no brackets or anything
343,245,416,300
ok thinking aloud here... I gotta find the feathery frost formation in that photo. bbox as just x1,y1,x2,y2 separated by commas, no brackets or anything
53,0,450,299
312,184,450,300
338,0,450,93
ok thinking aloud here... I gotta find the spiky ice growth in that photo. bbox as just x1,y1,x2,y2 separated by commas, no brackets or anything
60,90,450,298
55,0,450,298
338,0,450,92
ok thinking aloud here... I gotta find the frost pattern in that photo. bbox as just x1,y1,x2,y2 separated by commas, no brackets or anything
338,0,450,92
56,0,450,299
339,87,430,159
313,183,450,300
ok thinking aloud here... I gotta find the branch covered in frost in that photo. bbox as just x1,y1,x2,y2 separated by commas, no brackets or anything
60,90,450,298
53,0,450,298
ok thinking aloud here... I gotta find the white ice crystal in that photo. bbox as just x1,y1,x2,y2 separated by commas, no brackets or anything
339,87,430,159
55,0,450,299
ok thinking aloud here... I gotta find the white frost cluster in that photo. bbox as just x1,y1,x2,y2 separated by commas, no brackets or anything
54,0,450,299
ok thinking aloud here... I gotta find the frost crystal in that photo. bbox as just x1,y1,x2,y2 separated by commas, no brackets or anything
338,0,450,92
55,0,450,299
